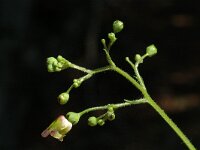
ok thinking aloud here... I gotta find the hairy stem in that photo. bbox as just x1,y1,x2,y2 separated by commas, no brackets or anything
79,98,147,116
112,65,196,150
145,92,196,150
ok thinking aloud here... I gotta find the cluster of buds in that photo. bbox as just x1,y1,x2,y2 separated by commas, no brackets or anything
47,55,71,72
88,106,115,127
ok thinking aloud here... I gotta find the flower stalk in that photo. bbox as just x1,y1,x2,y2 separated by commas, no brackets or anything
42,20,196,150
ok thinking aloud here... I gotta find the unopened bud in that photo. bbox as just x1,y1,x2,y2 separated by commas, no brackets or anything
108,32,117,43
135,54,143,63
58,93,69,105
88,116,97,127
113,20,124,33
66,112,80,125
97,119,105,126
73,79,81,88
146,44,157,57
47,57,58,72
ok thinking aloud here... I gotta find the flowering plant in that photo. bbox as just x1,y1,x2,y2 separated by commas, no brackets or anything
42,20,196,150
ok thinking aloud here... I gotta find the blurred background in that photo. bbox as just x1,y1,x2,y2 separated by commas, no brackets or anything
0,0,200,149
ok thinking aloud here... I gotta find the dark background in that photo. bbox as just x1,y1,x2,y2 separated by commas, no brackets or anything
0,0,200,149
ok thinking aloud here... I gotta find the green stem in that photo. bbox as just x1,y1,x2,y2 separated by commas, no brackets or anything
70,63,92,74
145,92,196,150
103,49,116,66
134,63,146,90
93,66,112,74
79,98,147,116
112,66,143,92
112,65,196,150
125,57,146,89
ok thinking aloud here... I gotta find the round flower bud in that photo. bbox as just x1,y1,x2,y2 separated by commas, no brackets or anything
57,55,65,62
66,112,80,125
135,54,143,63
58,93,69,105
73,79,81,88
146,44,157,57
88,116,97,127
113,20,124,33
107,111,115,121
97,119,105,126
108,32,117,43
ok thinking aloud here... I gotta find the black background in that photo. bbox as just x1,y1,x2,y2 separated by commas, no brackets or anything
0,0,200,149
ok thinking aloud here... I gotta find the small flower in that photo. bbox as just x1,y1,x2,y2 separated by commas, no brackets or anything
41,115,72,142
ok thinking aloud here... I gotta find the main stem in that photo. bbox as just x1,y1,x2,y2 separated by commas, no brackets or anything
144,92,196,150
112,66,196,150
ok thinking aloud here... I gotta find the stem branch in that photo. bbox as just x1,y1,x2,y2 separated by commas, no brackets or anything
79,98,147,116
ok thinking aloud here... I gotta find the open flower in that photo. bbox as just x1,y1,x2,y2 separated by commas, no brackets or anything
41,115,72,141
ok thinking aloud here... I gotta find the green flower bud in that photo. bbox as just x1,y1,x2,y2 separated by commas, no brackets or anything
146,44,157,57
58,93,69,105
107,111,115,121
57,55,71,68
107,106,115,121
101,39,106,46
108,32,117,43
135,54,143,63
57,55,65,62
66,112,80,125
47,57,58,72
97,119,105,126
113,20,124,33
47,57,57,64
73,79,81,88
88,116,98,127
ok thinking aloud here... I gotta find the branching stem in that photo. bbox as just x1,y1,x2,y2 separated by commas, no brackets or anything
79,98,147,116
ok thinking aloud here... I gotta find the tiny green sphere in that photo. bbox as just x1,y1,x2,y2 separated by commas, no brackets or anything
107,112,115,121
97,119,105,126
135,54,143,63
113,20,124,33
108,32,116,42
146,44,157,57
58,93,69,105
88,116,97,127
66,112,80,125
73,79,80,88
